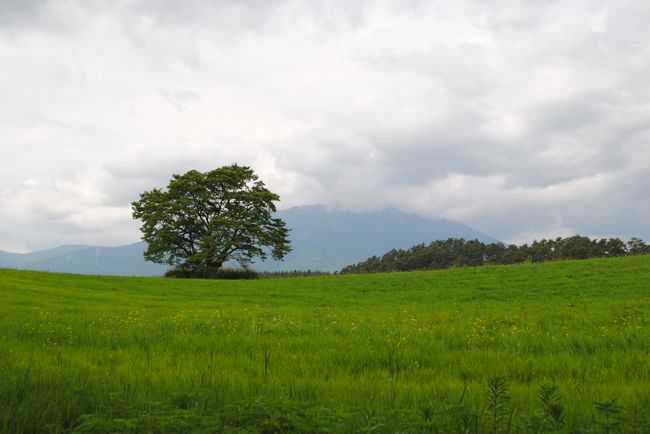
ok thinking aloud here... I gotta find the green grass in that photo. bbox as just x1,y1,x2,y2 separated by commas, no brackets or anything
1,256,649,433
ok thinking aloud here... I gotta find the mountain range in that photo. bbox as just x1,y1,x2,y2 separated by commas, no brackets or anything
0,205,497,276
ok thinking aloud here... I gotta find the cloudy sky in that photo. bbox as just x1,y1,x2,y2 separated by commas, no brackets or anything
1,0,649,252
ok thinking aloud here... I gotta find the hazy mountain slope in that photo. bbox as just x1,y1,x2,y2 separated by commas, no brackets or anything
23,243,168,276
0,251,16,267
250,205,498,272
1,206,497,275
0,245,90,268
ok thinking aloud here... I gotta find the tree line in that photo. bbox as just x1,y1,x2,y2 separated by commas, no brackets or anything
340,236,650,274
165,268,334,280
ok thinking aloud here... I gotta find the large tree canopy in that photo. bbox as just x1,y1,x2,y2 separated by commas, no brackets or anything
132,164,291,272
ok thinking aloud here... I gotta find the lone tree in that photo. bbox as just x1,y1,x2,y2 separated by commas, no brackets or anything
132,164,291,274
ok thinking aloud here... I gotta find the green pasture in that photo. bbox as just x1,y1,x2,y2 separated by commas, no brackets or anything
1,256,649,433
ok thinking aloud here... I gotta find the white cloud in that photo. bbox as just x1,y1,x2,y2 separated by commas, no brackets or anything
0,0,649,251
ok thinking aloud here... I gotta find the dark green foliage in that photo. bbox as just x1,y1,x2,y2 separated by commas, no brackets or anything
627,237,650,255
624,406,650,434
485,376,512,434
593,399,623,434
164,267,260,280
538,384,564,431
341,236,649,274
72,399,346,433
526,384,565,433
132,164,291,275
259,269,334,278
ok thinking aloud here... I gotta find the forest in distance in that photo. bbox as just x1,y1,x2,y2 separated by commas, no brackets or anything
339,235,650,274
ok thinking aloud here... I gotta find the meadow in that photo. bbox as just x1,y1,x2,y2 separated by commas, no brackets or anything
1,255,649,433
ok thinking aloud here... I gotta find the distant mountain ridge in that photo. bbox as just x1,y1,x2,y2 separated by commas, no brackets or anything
0,243,168,276
0,205,497,275
251,205,498,272
0,245,91,267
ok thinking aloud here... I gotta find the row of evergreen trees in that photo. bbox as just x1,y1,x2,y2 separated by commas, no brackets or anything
340,236,650,274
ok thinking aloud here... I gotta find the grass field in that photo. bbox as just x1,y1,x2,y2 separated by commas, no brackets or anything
1,256,649,433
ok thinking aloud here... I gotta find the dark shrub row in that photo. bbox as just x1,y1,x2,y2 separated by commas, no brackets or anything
165,267,260,280
341,236,650,274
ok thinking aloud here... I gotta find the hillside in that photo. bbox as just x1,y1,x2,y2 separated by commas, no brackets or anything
0,243,169,276
0,244,91,267
0,205,496,275
253,205,497,271
1,255,649,432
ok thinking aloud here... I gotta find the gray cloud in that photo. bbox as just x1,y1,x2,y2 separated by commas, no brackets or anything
1,0,649,251
0,0,47,28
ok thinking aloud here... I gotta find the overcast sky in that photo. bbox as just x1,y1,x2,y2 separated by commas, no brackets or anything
1,0,649,252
